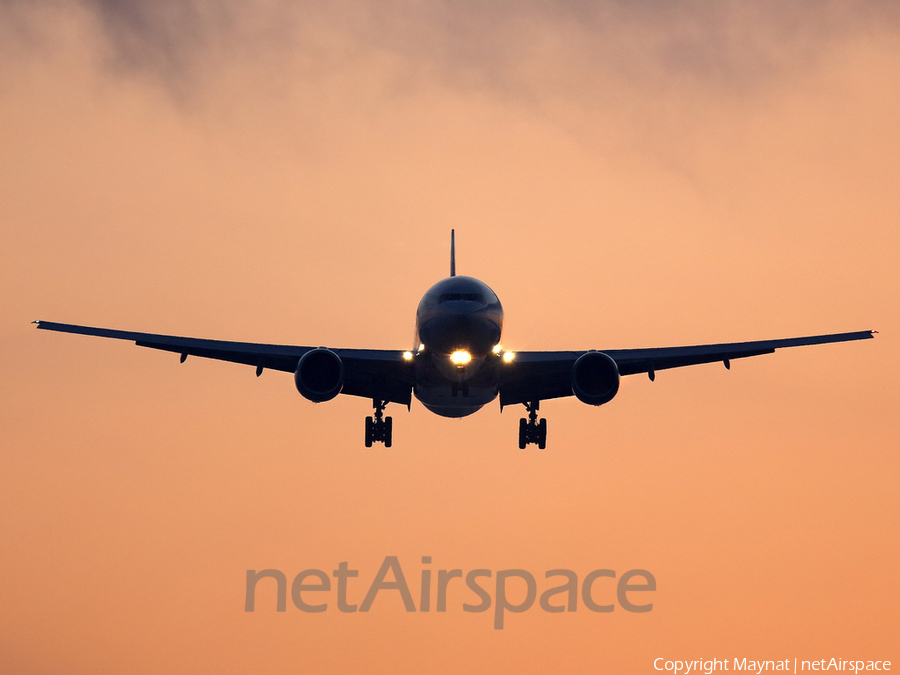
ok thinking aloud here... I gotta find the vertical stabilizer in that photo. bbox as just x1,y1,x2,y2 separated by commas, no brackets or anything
450,229,456,277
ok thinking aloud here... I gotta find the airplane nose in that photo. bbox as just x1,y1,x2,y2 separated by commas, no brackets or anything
418,312,500,356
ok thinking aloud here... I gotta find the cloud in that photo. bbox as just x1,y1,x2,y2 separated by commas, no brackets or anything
3,0,899,100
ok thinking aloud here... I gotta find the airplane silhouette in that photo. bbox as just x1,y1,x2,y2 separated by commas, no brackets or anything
35,231,874,448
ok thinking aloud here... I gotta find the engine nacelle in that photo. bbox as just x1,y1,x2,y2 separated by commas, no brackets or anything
571,351,620,406
294,348,344,402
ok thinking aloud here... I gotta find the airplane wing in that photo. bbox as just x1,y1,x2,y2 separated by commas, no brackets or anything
498,330,875,408
33,321,414,406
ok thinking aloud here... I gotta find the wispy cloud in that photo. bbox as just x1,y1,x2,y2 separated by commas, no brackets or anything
3,0,898,99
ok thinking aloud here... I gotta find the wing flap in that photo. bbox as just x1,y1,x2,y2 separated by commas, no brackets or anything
336,350,415,406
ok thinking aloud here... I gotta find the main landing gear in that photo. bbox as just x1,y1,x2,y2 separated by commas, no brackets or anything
365,399,392,447
518,401,547,449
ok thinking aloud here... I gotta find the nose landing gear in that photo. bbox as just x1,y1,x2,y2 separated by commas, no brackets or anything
365,399,392,447
518,401,547,449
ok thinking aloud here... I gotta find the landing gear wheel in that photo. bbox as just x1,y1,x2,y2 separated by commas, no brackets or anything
518,401,547,449
364,399,393,447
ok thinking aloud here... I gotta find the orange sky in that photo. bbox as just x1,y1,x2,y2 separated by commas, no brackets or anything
1,2,898,673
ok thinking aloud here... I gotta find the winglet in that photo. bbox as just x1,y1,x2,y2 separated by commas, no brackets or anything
450,229,456,277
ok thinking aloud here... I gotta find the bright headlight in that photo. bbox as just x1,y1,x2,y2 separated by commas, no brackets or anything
450,350,472,365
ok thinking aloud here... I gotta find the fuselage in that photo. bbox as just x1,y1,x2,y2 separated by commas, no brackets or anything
413,276,505,417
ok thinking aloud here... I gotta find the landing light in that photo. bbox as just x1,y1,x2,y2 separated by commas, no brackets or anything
492,344,502,354
503,352,516,363
450,350,472,366
402,351,414,361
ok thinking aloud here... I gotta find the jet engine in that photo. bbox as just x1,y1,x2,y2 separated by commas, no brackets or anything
571,351,620,406
294,348,344,402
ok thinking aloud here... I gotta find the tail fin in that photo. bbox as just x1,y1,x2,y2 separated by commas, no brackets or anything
450,229,456,277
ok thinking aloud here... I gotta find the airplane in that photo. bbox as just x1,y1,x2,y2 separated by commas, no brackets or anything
35,231,874,448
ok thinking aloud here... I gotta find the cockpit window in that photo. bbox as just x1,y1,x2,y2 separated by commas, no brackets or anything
438,292,485,304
